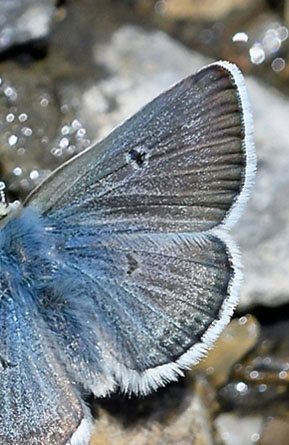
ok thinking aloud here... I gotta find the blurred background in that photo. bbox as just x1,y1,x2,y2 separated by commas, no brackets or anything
1,1,289,444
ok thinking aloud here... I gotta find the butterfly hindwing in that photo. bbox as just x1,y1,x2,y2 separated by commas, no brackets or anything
42,224,238,394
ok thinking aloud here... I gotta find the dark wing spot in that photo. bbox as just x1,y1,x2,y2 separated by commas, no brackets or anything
0,356,15,371
129,149,147,167
126,253,138,275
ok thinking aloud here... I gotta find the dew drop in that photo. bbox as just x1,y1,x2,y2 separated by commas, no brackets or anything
13,167,22,176
271,57,285,72
8,134,18,146
249,43,265,64
232,32,249,43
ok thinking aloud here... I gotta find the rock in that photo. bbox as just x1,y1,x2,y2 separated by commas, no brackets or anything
235,77,289,309
259,417,289,445
90,378,214,445
217,319,289,411
191,316,260,388
158,0,263,21
215,413,263,445
91,25,209,139
0,0,56,53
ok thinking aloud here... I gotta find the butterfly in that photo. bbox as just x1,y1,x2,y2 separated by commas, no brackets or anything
0,60,255,444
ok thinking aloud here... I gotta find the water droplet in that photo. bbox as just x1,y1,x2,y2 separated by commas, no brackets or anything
77,128,86,138
59,137,69,149
155,0,167,15
18,113,28,122
17,147,25,155
238,316,248,325
61,104,69,113
249,370,259,379
278,25,289,42
67,145,76,154
41,136,49,144
61,125,70,135
71,119,82,130
4,86,17,100
232,32,249,43
279,370,287,379
13,167,22,176
271,57,285,72
51,147,63,157
235,382,248,393
29,170,40,180
22,127,33,136
258,383,267,392
263,29,281,54
40,97,49,107
8,134,18,146
251,433,260,443
249,43,265,65
6,113,15,123
205,366,215,375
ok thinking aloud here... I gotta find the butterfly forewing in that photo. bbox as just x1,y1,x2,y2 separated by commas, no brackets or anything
25,63,251,234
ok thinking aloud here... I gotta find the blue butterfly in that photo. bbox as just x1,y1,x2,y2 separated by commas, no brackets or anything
0,61,255,444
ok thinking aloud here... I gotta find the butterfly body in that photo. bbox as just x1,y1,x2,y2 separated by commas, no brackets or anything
0,61,255,444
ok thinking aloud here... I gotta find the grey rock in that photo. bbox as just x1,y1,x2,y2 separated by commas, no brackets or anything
91,25,209,139
0,0,55,52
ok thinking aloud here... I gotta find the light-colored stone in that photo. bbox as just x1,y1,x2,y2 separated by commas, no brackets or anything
90,25,208,139
161,0,261,21
0,0,55,52
215,413,263,445
235,78,289,309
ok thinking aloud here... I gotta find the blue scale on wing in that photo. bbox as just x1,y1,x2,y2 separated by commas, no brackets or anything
0,277,84,444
